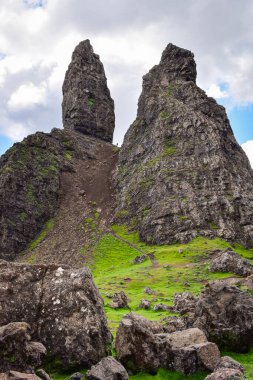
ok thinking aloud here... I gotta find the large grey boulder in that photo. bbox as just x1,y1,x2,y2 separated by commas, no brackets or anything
115,43,253,247
62,40,115,142
193,282,253,351
86,357,128,380
0,322,46,372
0,260,112,368
115,313,220,375
209,249,253,277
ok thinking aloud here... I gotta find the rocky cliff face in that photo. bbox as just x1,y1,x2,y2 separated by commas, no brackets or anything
0,40,117,262
62,39,115,142
115,43,253,247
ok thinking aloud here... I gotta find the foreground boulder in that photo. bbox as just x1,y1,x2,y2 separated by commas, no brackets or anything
62,40,115,142
115,43,253,247
0,261,112,368
115,313,220,375
209,249,253,277
0,322,46,372
193,282,253,351
86,357,128,380
205,356,245,380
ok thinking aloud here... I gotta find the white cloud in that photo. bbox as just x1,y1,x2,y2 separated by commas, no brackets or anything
206,84,228,99
0,0,253,164
8,82,47,111
242,141,253,168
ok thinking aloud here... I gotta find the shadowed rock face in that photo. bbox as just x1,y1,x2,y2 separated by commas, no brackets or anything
115,43,253,247
62,39,115,142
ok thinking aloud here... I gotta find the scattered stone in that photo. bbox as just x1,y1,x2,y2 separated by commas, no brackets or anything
173,342,220,375
62,40,115,142
0,261,112,368
35,370,51,380
109,291,128,309
0,322,46,372
139,299,151,309
115,313,166,373
68,373,84,380
193,282,253,351
209,249,253,277
86,357,128,380
115,313,220,375
9,372,41,380
173,292,197,314
205,368,244,380
153,303,172,311
133,254,148,264
216,356,244,373
144,287,156,295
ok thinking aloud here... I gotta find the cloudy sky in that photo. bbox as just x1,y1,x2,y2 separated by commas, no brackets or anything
0,0,253,166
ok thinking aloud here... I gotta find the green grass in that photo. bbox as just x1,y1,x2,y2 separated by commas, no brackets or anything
130,369,207,380
28,219,55,251
65,151,72,161
86,224,253,337
48,224,253,379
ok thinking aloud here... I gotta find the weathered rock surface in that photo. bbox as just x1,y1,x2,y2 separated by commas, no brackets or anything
173,291,197,314
205,356,245,380
205,368,244,380
62,40,115,142
109,291,128,309
0,322,46,372
209,249,253,276
193,282,253,351
1,372,42,380
216,356,244,373
115,43,253,247
115,313,220,375
139,299,151,309
86,357,128,380
0,260,112,368
0,128,117,262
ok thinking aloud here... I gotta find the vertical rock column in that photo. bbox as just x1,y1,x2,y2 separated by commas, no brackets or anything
62,39,115,142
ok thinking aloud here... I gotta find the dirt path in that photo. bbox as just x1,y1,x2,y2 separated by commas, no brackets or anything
18,140,118,267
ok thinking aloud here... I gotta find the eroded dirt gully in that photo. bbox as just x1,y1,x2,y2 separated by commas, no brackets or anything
18,140,118,267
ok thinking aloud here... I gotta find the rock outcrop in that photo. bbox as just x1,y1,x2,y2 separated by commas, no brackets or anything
209,249,253,276
62,40,115,142
0,260,112,368
0,127,117,262
86,357,129,380
0,322,46,372
115,313,220,375
115,43,253,247
193,282,253,351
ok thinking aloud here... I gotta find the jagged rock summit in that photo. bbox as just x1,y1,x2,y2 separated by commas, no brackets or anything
62,39,115,142
115,43,253,247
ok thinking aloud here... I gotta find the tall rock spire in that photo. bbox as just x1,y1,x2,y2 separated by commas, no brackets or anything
115,43,253,247
62,39,115,142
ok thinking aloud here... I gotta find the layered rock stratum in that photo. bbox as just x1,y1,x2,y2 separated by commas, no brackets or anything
115,43,253,247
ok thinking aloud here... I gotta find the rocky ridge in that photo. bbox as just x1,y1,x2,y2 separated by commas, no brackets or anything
115,43,253,247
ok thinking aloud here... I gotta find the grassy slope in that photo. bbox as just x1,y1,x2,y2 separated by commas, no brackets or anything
51,225,253,379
